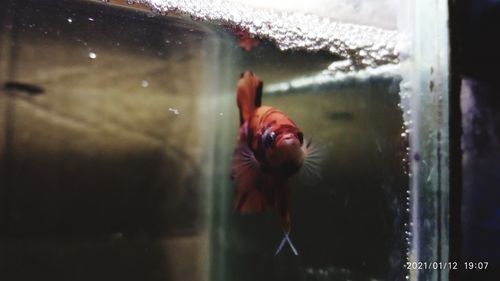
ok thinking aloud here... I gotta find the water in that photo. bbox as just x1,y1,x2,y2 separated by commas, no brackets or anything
212,68,408,280
0,0,408,280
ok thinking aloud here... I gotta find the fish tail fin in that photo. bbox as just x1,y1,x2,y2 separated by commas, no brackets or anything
237,71,263,125
235,187,266,213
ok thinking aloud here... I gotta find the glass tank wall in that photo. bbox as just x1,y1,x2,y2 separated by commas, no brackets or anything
0,1,449,281
0,1,220,280
399,0,450,280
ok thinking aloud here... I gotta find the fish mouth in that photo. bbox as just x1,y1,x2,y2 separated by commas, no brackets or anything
277,133,301,147
282,138,300,146
269,136,303,171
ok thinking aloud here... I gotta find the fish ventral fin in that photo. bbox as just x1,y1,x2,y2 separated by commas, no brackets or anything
255,79,263,107
275,231,299,256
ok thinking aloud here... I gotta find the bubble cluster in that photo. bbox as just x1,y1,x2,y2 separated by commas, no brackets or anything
121,0,400,73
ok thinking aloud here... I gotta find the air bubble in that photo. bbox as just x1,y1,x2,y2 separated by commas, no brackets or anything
88,52,97,59
168,107,180,115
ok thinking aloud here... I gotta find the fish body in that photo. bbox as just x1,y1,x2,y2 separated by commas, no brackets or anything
232,71,310,255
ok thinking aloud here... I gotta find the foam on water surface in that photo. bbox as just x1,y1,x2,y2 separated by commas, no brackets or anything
114,0,401,75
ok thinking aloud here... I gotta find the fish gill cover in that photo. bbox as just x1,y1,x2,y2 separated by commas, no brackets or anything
113,0,403,90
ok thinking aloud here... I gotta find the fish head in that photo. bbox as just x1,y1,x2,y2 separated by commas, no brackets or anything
261,128,304,175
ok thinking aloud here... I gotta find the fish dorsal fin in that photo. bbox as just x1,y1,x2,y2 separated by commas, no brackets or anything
237,71,263,125
255,80,263,107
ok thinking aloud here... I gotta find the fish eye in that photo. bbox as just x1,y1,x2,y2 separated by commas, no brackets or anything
264,131,276,148
270,131,276,141
297,132,304,144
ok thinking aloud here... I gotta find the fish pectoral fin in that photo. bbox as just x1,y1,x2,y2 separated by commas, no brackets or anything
232,143,270,213
274,232,299,256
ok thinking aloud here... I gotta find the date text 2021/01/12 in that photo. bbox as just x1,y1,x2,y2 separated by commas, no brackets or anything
405,262,489,270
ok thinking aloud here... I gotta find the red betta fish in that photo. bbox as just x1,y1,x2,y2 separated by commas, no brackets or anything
231,71,319,256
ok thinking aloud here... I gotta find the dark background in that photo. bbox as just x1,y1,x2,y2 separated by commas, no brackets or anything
449,0,500,280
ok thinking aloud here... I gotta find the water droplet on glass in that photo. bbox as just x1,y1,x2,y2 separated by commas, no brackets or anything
88,52,97,59
141,80,149,88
